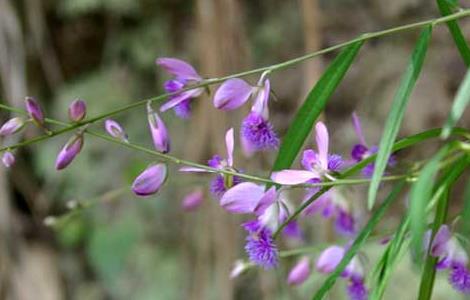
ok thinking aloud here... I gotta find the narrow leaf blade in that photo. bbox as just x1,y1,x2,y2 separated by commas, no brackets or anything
367,26,432,209
271,41,363,173
441,69,470,138
437,0,470,66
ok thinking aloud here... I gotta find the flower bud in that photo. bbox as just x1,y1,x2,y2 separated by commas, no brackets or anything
25,96,44,125
55,135,84,170
287,257,311,285
104,119,128,142
0,117,25,136
68,99,87,122
132,163,167,196
147,102,170,153
2,151,15,168
181,189,204,211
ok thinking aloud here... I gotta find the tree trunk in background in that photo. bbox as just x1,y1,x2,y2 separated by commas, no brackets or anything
183,0,249,299
0,1,63,299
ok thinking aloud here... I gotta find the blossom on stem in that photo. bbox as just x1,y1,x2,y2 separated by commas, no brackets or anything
180,128,242,198
351,112,395,177
68,99,87,122
214,75,279,155
243,221,279,269
55,134,84,170
147,102,170,153
271,121,343,185
181,189,204,211
156,58,204,118
132,163,168,197
426,225,470,294
25,96,45,125
0,117,25,136
316,245,368,300
2,151,15,168
104,119,128,142
287,256,311,285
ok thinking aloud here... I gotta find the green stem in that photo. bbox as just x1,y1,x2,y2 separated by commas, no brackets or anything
1,9,470,153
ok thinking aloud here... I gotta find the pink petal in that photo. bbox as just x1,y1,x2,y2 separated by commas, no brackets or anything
315,122,329,170
213,78,253,111
287,257,311,285
220,182,265,214
132,163,168,197
156,57,201,81
254,186,277,216
431,225,451,257
181,189,204,211
352,112,367,146
160,88,203,112
271,170,318,185
316,245,345,274
225,128,234,167
251,79,270,119
179,166,211,173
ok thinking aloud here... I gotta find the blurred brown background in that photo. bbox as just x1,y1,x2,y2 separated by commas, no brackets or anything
0,0,469,299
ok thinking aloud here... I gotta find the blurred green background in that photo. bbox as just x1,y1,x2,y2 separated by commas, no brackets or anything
0,0,469,299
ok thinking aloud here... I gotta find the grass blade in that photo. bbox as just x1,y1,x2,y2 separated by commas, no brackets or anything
437,0,470,66
441,69,470,138
409,145,450,260
367,26,432,209
271,41,363,173
461,177,470,236
417,187,450,300
311,181,405,300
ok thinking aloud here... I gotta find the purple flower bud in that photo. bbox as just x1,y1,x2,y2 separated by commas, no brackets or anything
2,151,15,168
25,96,44,125
55,135,84,170
181,189,204,211
147,103,170,153
316,245,345,274
347,278,368,300
240,112,279,154
132,163,167,197
68,99,87,122
244,228,278,269
213,78,253,111
0,117,25,136
104,119,128,142
287,257,311,285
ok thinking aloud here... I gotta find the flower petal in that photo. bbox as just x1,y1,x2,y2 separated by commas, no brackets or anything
160,89,202,112
287,257,311,285
271,170,318,185
316,245,345,274
430,225,452,257
181,189,204,211
132,163,167,196
213,78,253,111
220,182,265,214
225,128,234,167
156,57,201,81
251,79,270,119
179,166,211,173
254,186,277,216
315,121,329,170
148,103,170,153
352,112,367,146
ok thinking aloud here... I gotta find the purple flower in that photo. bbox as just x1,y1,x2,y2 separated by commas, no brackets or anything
156,58,204,118
25,96,44,125
347,278,368,300
271,122,344,185
283,220,304,240
68,99,87,122
2,151,15,168
351,112,395,177
335,209,356,237
104,119,128,142
0,117,25,136
220,182,265,214
181,189,204,211
147,102,170,153
244,226,279,269
209,174,242,198
132,163,167,197
316,245,345,274
55,135,84,170
287,257,311,285
214,76,279,155
448,265,470,294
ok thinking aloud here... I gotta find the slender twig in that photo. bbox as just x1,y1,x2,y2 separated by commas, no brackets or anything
1,9,470,153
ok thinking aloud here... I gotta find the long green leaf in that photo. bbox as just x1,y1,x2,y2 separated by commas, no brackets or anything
271,41,363,173
441,69,470,138
311,181,405,300
417,187,450,300
367,26,432,209
461,177,470,237
409,145,450,259
437,0,470,66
